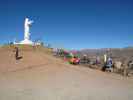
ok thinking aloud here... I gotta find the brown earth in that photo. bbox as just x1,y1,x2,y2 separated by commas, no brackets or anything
0,46,133,100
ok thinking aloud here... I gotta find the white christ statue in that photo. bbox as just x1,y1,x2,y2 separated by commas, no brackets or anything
24,18,33,40
19,18,34,45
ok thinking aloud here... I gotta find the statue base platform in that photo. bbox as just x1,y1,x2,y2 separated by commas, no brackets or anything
16,39,33,45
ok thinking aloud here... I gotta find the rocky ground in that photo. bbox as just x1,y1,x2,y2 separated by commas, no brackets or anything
0,46,133,100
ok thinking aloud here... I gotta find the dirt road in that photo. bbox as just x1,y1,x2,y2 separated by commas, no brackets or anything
0,48,133,100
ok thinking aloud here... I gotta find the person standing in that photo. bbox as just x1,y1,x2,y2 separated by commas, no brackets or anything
96,56,100,64
107,57,113,69
14,47,19,60
102,54,107,71
104,54,107,64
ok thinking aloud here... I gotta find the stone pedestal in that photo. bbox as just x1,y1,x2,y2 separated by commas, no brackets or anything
19,39,33,45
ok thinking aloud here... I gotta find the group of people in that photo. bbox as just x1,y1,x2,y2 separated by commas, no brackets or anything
81,54,113,72
95,54,133,75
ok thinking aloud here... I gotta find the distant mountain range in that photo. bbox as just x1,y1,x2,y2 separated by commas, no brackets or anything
78,47,133,61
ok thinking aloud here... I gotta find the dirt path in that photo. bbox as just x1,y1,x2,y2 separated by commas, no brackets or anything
0,49,133,100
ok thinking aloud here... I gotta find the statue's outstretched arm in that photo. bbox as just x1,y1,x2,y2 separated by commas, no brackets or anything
28,20,34,25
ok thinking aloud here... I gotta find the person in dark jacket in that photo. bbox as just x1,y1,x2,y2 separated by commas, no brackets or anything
14,47,19,60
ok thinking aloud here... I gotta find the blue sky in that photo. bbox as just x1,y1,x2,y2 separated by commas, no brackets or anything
0,0,133,49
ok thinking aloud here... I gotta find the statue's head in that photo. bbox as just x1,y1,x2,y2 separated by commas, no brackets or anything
25,18,29,22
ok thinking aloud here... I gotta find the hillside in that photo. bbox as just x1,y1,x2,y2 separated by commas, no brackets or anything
78,48,133,60
0,45,133,100
0,45,52,73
